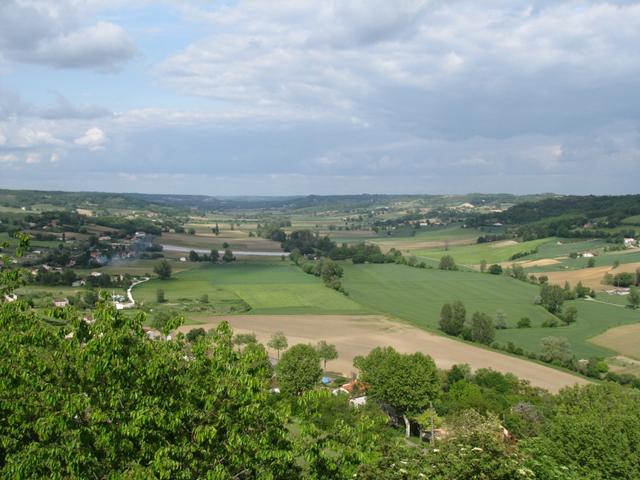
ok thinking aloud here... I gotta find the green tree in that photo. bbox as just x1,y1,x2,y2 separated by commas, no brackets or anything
156,288,165,303
188,250,200,262
439,301,465,336
186,327,206,343
153,259,172,280
479,259,487,273
587,257,596,268
268,331,288,360
234,332,258,346
439,303,454,334
563,305,578,324
354,346,440,437
199,293,209,303
517,317,531,328
276,344,322,396
210,249,219,262
470,312,495,344
316,340,338,369
494,310,507,329
439,255,457,271
222,248,235,263
487,264,503,275
540,283,565,314
628,286,640,309
540,336,572,363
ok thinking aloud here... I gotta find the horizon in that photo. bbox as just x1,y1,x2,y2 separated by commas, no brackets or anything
1,1,639,195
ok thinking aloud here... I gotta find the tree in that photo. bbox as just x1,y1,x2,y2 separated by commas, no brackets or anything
479,259,487,273
540,336,572,363
316,340,338,369
199,293,209,303
494,310,507,329
189,250,200,262
587,257,596,268
439,301,465,336
540,283,565,314
268,331,288,359
563,305,578,324
487,264,503,275
222,248,235,263
210,249,219,262
628,286,640,309
439,255,457,271
153,259,172,280
470,312,495,344
517,317,531,328
439,303,454,334
355,347,440,437
234,332,258,346
186,327,206,343
613,272,634,287
276,344,322,395
156,288,165,303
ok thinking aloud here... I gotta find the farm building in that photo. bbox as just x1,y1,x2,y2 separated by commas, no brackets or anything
53,298,69,308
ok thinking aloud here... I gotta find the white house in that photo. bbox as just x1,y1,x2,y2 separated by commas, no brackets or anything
53,298,69,308
624,238,638,247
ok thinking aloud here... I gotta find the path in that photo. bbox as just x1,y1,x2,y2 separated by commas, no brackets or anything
161,244,289,257
118,277,149,308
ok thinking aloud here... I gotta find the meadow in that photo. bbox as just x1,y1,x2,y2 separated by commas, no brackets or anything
339,263,557,329
134,262,368,316
411,237,552,266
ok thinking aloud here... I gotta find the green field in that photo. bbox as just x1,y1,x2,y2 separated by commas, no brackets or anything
412,238,552,265
340,263,557,329
134,263,368,315
525,248,640,273
497,300,640,358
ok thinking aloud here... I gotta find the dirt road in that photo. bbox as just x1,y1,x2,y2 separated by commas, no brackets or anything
179,314,589,393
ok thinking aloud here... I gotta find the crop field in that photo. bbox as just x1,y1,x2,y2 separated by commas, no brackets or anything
371,225,485,252
180,314,588,392
411,237,552,266
521,238,607,260
542,262,640,290
134,263,368,315
159,232,282,252
496,299,640,358
591,324,640,360
525,249,640,274
339,263,557,329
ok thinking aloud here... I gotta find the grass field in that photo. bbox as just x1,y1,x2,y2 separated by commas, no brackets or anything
371,225,485,252
497,299,640,358
412,238,553,266
590,323,640,360
339,263,557,329
134,263,368,315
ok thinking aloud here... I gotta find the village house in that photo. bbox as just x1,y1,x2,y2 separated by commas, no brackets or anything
53,298,69,308
623,237,638,248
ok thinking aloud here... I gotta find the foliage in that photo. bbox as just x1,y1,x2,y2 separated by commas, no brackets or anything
267,331,288,359
316,340,338,369
438,255,458,271
488,263,503,275
355,347,440,436
539,283,565,314
276,344,322,395
153,259,172,280
469,311,496,344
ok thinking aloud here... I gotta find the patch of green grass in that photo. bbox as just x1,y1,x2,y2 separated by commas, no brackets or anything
525,249,640,273
134,263,367,315
523,238,607,260
496,299,640,358
339,263,557,330
412,238,553,265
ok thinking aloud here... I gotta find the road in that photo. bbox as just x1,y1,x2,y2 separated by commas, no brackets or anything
160,244,289,257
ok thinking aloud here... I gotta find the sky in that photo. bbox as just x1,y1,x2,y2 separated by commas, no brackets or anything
0,0,639,196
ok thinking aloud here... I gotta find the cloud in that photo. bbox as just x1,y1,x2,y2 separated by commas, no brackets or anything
26,153,41,164
0,1,135,72
0,153,18,163
74,127,107,151
38,94,113,120
17,127,65,147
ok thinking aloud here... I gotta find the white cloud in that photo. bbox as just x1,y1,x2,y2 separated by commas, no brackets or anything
74,127,107,151
0,153,18,163
0,1,135,71
26,153,41,164
17,127,64,147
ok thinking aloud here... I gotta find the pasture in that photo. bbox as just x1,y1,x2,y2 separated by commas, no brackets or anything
591,324,640,360
134,262,368,315
412,237,552,266
339,263,557,329
496,299,640,358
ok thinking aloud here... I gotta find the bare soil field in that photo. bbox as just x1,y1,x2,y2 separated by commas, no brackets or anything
591,324,640,360
160,232,282,252
544,262,640,290
491,240,519,248
374,238,476,252
179,314,589,393
497,258,561,269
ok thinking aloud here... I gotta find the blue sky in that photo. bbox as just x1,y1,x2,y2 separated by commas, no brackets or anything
1,0,639,195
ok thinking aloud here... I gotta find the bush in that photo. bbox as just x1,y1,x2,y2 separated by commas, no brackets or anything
517,317,531,328
487,264,503,275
